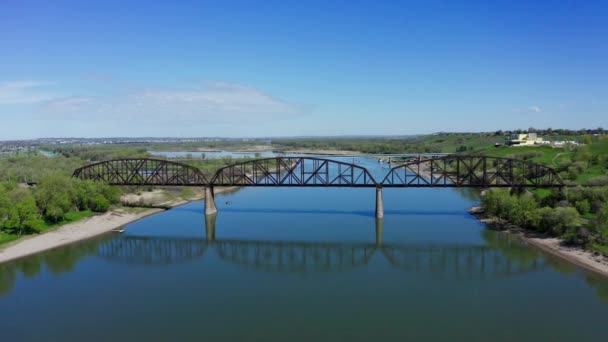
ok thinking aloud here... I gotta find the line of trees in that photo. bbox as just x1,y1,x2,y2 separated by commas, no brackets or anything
493,127,605,136
481,189,608,249
0,175,121,236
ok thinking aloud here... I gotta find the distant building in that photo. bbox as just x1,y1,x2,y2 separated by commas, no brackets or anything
507,133,544,146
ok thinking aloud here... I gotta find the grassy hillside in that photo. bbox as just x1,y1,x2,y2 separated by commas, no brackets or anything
473,137,608,186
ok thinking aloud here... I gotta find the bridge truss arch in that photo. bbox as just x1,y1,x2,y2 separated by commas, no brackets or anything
72,158,210,186
210,157,377,187
381,155,564,188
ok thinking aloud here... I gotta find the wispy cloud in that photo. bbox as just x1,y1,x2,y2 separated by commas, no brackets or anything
35,81,304,124
512,105,542,113
0,81,55,104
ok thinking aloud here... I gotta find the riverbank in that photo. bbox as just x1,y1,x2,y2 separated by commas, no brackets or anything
469,206,608,278
0,186,238,264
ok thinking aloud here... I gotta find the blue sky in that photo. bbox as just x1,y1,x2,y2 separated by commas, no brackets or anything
1,0,606,139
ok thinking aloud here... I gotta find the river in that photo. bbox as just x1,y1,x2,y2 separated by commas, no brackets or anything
1,155,607,341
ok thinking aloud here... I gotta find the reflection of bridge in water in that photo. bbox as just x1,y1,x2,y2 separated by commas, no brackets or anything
97,218,547,277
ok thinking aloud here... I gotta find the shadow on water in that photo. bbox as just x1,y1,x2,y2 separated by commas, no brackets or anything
178,206,473,218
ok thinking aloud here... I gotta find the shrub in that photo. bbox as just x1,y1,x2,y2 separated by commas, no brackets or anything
567,166,580,181
540,207,579,236
575,200,591,215
91,195,110,212
587,176,608,186
45,204,65,223
34,174,75,221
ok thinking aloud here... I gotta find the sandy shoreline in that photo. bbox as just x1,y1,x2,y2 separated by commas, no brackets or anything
0,208,163,264
0,186,238,264
468,206,608,278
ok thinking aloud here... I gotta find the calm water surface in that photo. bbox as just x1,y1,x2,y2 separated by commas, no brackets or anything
1,157,608,341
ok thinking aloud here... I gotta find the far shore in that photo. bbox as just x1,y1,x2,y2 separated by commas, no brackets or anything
0,186,237,264
468,206,608,278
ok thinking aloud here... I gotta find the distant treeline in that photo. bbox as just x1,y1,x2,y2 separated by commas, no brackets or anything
438,127,605,136
273,134,507,154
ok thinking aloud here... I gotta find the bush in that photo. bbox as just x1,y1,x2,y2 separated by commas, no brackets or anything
538,207,579,236
91,195,110,212
575,200,591,215
44,204,65,223
567,166,580,181
34,174,75,222
587,176,608,186
594,203,608,230
0,188,43,235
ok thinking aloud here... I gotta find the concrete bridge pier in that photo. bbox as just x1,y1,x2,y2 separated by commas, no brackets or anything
205,213,216,241
375,187,384,219
205,186,218,216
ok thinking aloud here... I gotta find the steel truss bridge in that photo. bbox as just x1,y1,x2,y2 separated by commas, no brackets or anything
72,156,564,217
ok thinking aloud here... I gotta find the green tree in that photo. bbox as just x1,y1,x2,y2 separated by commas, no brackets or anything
5,191,43,235
543,207,579,236
583,135,593,145
575,200,591,215
91,194,110,212
594,203,608,230
34,174,75,222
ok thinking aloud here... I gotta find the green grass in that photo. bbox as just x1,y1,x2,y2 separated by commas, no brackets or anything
476,145,566,165
0,233,20,245
39,210,97,232
591,244,608,255
575,166,606,184
588,137,608,154
532,188,553,199
582,213,596,220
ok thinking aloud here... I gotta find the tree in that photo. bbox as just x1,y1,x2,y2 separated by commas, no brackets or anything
545,207,579,236
583,135,593,145
0,189,12,230
594,203,608,230
574,146,592,165
575,200,591,215
34,174,75,223
91,195,110,212
6,191,43,235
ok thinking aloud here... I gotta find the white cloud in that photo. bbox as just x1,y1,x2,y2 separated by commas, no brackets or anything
0,81,55,104
37,81,304,124
512,106,542,113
